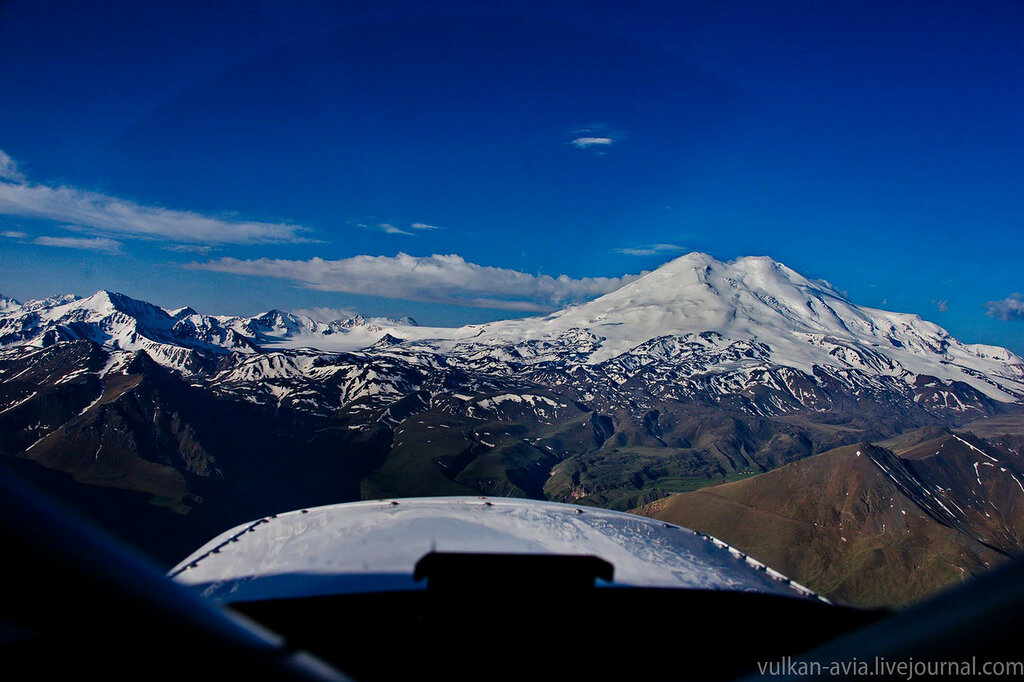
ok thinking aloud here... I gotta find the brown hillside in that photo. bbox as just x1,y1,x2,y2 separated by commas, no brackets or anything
635,443,1008,607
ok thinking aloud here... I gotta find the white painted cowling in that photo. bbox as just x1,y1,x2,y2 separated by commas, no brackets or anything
170,496,825,604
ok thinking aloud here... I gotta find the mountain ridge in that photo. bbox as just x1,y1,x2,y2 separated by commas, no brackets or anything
3,252,1020,403
2,253,1023,588
635,429,1024,606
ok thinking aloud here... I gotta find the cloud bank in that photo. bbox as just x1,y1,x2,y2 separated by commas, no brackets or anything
986,293,1024,321
0,148,312,244
186,252,639,311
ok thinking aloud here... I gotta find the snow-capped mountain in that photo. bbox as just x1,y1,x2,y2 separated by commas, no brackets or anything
428,253,1024,404
2,253,1022,416
2,252,1023,551
0,290,430,370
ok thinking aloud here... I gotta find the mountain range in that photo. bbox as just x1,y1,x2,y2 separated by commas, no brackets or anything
1,252,1022,602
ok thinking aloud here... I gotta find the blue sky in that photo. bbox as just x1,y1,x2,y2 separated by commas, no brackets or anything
1,0,1023,351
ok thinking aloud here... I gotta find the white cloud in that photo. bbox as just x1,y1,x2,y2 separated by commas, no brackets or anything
377,223,414,235
358,221,442,235
0,150,25,182
0,148,312,244
34,235,122,254
186,252,639,311
615,243,686,256
986,293,1024,321
934,299,949,313
356,222,415,236
571,137,614,149
163,244,214,254
1,230,27,238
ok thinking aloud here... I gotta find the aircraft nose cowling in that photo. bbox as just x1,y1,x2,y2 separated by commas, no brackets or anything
169,496,825,604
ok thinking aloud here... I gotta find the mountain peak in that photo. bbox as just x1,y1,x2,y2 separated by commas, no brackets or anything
252,309,294,323
168,306,199,319
82,289,118,308
0,294,22,313
558,251,828,331
21,293,80,312
79,290,169,321
650,251,788,271
659,250,717,266
469,253,1024,402
644,252,818,291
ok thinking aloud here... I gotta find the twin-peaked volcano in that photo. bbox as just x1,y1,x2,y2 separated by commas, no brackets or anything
462,253,1023,402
